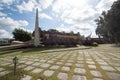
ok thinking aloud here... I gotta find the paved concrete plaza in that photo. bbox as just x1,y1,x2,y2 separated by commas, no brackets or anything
0,44,120,80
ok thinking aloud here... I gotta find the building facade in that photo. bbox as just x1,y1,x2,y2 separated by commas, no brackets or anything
41,30,80,46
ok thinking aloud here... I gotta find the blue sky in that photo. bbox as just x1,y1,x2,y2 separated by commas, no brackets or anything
0,0,116,38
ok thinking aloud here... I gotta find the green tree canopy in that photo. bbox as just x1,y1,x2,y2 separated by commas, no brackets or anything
95,0,120,43
12,28,32,42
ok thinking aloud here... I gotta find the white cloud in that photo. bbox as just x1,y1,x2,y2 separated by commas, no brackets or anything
86,0,100,6
17,0,54,13
39,0,54,9
17,0,37,13
0,0,15,11
52,0,98,37
0,0,14,5
39,13,52,20
96,0,117,14
18,20,28,26
52,0,87,13
56,24,71,32
0,17,28,30
52,0,97,25
61,7,97,24
52,0,116,38
56,23,94,36
53,0,98,21
74,23,94,31
0,17,29,38
0,0,116,38
0,12,7,17
0,6,3,10
0,29,12,38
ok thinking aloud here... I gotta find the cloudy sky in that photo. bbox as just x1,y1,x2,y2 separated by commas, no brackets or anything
0,0,117,38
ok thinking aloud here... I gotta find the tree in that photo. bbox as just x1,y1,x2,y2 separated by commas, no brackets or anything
95,12,106,38
95,0,120,43
32,27,42,37
12,28,32,42
48,29,59,33
107,0,120,43
95,11,110,42
77,32,82,44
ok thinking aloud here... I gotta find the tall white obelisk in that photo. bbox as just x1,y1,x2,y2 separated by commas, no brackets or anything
34,8,40,47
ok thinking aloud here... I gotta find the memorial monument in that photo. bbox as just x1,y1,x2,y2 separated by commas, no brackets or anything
34,8,40,47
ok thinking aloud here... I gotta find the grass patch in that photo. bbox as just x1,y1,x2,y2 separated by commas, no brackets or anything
0,44,120,80
0,49,22,55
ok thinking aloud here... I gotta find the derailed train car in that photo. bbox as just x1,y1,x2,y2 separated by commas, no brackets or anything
41,31,80,46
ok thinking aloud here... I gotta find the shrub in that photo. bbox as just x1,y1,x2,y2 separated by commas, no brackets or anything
92,42,98,46
76,44,80,47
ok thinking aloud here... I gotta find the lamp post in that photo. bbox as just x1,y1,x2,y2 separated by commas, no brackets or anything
13,56,18,75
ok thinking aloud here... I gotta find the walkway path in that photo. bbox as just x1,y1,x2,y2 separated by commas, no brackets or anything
0,44,120,80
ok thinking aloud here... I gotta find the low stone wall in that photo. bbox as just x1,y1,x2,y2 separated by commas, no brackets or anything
0,40,33,50
0,44,25,50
